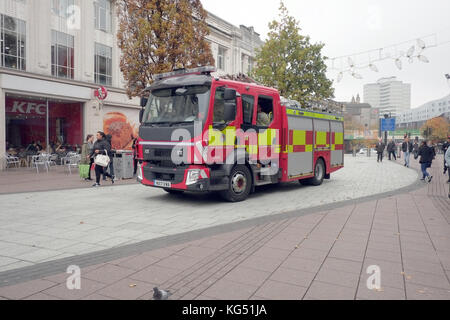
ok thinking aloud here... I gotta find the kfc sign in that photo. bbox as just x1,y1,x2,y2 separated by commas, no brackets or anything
8,100,47,115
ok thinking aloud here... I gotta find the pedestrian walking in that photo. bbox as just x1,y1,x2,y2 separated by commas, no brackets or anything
402,136,414,168
91,131,114,187
387,139,397,161
81,134,94,181
132,135,138,176
376,138,385,163
103,134,116,182
442,136,450,181
418,140,436,183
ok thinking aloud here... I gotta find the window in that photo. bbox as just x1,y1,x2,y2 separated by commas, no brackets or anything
217,46,226,71
0,14,26,70
257,96,274,127
95,0,112,33
213,87,236,124
95,43,112,85
52,0,74,17
242,95,255,125
51,30,74,79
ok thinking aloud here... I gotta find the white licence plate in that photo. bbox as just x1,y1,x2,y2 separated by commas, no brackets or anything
154,180,171,188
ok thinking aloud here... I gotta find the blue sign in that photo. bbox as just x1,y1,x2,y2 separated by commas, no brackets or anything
381,118,396,132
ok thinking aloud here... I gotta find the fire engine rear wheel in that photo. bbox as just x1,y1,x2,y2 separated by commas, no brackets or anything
310,159,325,186
219,165,252,202
163,189,184,195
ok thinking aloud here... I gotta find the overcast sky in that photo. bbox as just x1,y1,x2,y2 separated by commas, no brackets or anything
201,0,450,108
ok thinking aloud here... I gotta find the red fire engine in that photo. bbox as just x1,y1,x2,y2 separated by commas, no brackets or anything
136,67,344,202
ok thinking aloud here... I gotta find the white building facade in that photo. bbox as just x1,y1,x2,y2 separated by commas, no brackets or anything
396,93,450,129
0,0,263,169
363,77,411,118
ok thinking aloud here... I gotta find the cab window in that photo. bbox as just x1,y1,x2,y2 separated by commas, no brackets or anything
257,96,274,127
242,94,255,125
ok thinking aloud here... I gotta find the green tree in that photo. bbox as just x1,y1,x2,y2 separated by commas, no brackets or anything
251,1,334,105
116,0,215,98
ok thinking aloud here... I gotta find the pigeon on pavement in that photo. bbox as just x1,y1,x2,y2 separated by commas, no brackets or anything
153,287,171,300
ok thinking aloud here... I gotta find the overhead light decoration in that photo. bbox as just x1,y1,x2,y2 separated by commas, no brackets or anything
351,72,363,79
406,45,415,63
418,55,429,63
417,38,426,51
348,57,355,68
369,63,379,72
395,58,402,70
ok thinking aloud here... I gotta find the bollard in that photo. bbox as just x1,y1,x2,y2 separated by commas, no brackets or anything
353,147,356,157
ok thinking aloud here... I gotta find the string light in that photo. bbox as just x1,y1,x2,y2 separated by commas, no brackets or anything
329,33,450,83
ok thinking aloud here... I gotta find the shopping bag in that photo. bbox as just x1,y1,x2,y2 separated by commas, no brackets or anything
79,164,90,179
94,150,110,167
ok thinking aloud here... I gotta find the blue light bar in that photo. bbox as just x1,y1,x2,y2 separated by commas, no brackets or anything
155,66,216,81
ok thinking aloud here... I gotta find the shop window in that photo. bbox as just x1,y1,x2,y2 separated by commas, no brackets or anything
0,14,26,70
95,42,112,86
95,0,112,33
51,30,74,79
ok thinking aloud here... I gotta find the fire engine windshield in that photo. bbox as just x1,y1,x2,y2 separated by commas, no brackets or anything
142,85,211,126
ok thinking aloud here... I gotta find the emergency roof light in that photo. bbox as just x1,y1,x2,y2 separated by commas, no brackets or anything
155,66,216,81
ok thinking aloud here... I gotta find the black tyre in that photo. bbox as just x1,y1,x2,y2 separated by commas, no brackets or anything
310,159,325,186
219,165,252,202
163,189,184,195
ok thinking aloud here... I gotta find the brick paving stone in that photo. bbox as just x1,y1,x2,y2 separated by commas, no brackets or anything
304,281,356,300
329,247,365,263
130,265,181,285
315,268,360,289
0,279,57,300
254,280,307,300
280,257,323,273
321,257,362,274
359,271,405,290
252,247,291,260
97,278,155,300
83,264,135,285
42,278,106,300
356,283,406,300
201,279,258,300
239,255,283,273
155,255,201,271
222,267,270,287
405,283,450,300
81,293,115,300
24,292,62,300
403,270,450,290
365,247,402,264
290,247,329,262
269,268,316,288
176,246,217,259
114,254,161,271
402,260,446,276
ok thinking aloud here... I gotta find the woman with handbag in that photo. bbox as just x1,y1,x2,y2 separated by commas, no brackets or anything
91,131,114,187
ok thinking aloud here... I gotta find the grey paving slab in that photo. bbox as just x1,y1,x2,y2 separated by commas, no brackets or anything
0,156,418,272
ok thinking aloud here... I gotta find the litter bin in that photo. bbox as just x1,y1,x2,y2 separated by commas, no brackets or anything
113,150,134,179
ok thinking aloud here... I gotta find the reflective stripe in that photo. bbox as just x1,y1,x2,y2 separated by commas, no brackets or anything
286,108,344,121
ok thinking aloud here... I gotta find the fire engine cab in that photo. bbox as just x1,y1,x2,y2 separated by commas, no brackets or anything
136,66,344,202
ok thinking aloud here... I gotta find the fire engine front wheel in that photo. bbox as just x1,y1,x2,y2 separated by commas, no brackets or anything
219,165,252,202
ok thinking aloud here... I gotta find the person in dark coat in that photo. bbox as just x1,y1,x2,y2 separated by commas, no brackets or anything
91,131,114,187
402,136,414,168
103,134,115,182
376,138,386,163
442,136,450,178
417,140,436,182
387,139,396,161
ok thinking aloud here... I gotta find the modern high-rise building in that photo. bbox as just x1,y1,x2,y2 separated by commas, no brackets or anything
0,0,263,169
363,77,411,118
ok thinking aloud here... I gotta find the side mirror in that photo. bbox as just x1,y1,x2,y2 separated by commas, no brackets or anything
140,97,148,108
139,109,145,123
224,102,236,122
224,88,236,101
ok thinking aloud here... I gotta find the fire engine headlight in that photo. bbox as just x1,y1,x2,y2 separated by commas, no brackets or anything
186,169,208,186
137,163,143,180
